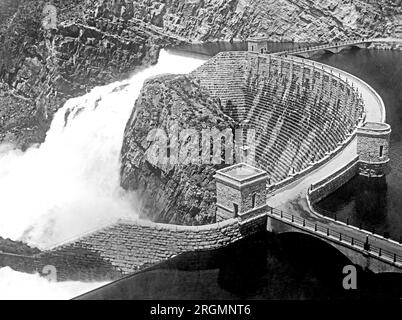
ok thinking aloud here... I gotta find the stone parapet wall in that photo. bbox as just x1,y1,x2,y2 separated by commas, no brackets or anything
0,252,37,274
308,157,360,204
358,160,390,177
192,51,364,184
1,247,123,282
4,215,267,281
267,132,357,194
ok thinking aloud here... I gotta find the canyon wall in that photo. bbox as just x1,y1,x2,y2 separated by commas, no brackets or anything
0,0,177,148
1,0,401,148
121,52,364,224
0,0,400,276
120,74,236,225
134,0,402,42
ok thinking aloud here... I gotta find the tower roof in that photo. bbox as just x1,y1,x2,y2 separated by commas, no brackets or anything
358,121,391,135
214,163,268,189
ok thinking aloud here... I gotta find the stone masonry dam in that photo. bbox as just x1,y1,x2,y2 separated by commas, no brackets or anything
190,51,365,185
0,39,399,281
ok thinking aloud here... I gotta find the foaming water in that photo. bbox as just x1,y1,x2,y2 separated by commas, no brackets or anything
0,267,107,300
0,50,204,248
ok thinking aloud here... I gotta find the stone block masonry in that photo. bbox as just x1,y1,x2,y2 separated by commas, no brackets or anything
358,161,390,177
357,122,391,177
191,51,248,122
1,247,123,282
2,46,391,282
214,163,268,222
191,51,364,185
308,157,359,204
2,215,267,281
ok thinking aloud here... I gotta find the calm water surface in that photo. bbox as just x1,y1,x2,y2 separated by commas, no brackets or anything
167,41,312,59
172,43,402,241
78,44,402,300
313,49,402,242
78,232,402,300
2,0,401,297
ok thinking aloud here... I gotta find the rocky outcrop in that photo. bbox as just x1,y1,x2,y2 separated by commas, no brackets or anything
0,0,180,148
1,0,400,148
120,74,236,225
133,0,402,42
1,0,400,225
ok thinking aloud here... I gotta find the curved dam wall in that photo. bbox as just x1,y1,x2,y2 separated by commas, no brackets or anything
1,214,266,281
301,54,391,203
191,52,365,184
308,156,360,204
1,50,383,282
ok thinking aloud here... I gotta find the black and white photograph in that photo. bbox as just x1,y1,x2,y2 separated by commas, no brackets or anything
0,0,402,305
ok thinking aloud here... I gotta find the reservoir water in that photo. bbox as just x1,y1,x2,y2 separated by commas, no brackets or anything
78,232,402,300
313,50,402,242
171,43,402,243
78,44,402,300
1,39,402,299
0,50,205,298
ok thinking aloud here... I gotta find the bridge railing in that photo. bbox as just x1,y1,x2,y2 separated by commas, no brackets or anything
274,39,372,56
312,203,399,238
268,207,402,265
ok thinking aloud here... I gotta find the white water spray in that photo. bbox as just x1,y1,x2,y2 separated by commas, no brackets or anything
0,50,204,248
0,267,108,300
0,50,204,299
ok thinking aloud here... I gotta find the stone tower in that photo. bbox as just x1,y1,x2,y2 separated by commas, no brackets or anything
247,37,268,54
357,122,391,177
214,163,268,222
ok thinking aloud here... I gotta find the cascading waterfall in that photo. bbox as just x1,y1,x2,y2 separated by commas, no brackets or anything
0,50,205,299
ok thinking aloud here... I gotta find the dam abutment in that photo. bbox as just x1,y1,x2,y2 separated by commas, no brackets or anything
2,39,401,281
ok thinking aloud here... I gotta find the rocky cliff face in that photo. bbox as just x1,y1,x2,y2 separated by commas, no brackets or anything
1,0,400,148
0,0,178,148
133,0,402,42
116,0,401,225
120,74,236,225
1,0,401,227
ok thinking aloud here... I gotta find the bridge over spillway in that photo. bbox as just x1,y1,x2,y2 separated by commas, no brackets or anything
267,207,402,273
247,37,402,58
275,39,373,58
3,39,402,285
67,41,401,278
264,39,402,274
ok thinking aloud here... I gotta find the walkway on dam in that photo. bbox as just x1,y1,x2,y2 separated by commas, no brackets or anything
267,54,402,267
274,37,402,57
